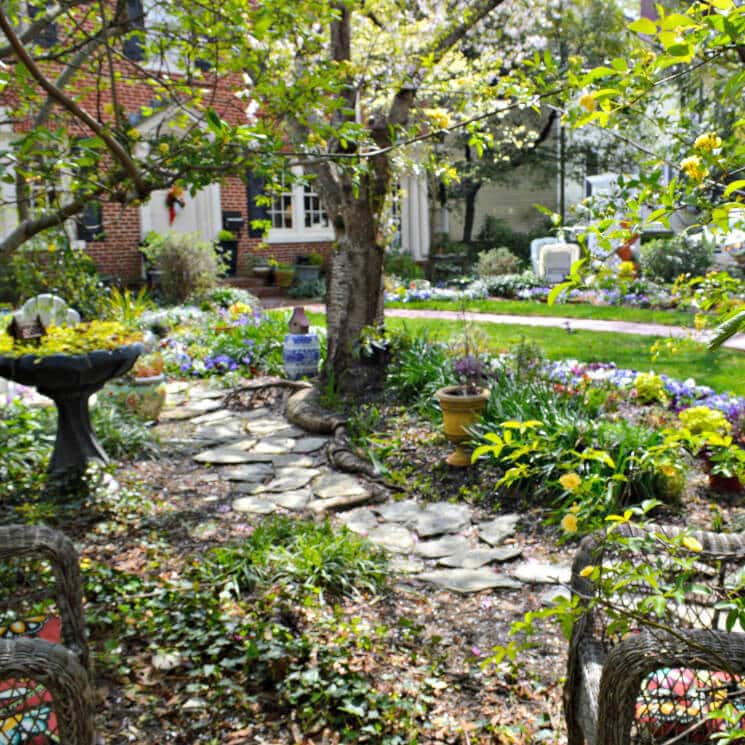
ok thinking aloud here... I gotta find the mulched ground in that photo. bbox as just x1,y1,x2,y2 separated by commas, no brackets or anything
51,385,745,744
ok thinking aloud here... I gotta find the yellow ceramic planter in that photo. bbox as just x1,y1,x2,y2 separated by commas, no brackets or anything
436,385,490,467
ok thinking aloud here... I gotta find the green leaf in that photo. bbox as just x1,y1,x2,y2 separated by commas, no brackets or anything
547,281,571,306
667,43,693,59
724,179,745,198
628,18,657,35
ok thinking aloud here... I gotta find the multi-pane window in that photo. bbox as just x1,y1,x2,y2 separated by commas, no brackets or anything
303,184,328,229
266,171,332,242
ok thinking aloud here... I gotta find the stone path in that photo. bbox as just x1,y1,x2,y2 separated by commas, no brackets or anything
156,380,572,597
297,304,745,352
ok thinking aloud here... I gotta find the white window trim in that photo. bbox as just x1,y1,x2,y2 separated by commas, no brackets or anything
267,170,334,244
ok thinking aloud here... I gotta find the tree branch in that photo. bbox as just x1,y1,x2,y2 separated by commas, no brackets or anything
0,5,149,198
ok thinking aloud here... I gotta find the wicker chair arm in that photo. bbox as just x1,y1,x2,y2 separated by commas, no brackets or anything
595,629,745,745
0,637,95,745
0,525,88,669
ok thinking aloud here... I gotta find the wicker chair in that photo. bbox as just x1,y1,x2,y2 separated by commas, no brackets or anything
565,524,745,745
0,525,95,745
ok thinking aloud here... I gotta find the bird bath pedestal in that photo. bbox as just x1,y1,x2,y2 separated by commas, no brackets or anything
0,344,144,475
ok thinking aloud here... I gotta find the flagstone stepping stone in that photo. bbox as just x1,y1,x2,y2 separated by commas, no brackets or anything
312,472,371,500
414,503,472,538
291,436,329,454
250,437,297,455
367,524,415,553
190,409,233,425
389,556,425,574
165,381,190,395
337,507,379,535
510,561,571,585
437,546,523,569
375,500,421,524
222,463,275,482
415,535,471,559
541,586,571,607
250,467,321,494
188,388,226,400
161,398,223,420
272,454,316,468
189,520,219,539
194,422,247,441
193,443,258,464
415,568,521,594
246,419,299,436
268,489,312,511
233,496,276,514
478,515,520,546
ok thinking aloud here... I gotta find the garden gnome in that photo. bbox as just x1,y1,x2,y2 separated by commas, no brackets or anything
288,306,310,334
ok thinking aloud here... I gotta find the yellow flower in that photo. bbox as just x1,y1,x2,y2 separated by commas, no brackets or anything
578,93,596,112
579,565,594,577
561,513,578,533
559,472,582,491
680,155,708,182
127,128,141,140
79,557,93,570
682,535,703,552
47,243,56,253
694,132,722,151
158,142,170,154
424,108,451,130
569,502,580,513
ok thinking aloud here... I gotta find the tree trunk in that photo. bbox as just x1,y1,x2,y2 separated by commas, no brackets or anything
462,179,482,244
325,198,385,394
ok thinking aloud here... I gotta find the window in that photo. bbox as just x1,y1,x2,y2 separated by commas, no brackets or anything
27,0,57,48
123,0,145,61
265,171,333,243
76,202,103,242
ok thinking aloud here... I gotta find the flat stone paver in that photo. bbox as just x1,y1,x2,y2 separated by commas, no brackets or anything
269,489,312,510
416,568,522,594
251,467,321,494
389,556,425,574
367,524,415,553
438,546,523,569
250,437,297,455
375,500,422,524
272,454,316,468
479,515,519,546
312,472,370,500
292,436,329,453
222,463,274,482
193,444,258,464
337,507,379,535
415,535,471,559
246,419,299,437
194,422,248,441
233,496,277,514
189,409,233,425
414,503,472,537
510,561,571,585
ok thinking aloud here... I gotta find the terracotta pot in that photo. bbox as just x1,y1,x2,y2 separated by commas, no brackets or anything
436,385,490,467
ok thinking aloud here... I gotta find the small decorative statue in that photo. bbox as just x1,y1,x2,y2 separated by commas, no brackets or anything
288,306,310,335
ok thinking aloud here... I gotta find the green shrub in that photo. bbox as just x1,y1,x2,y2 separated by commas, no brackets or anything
8,231,106,319
384,249,424,281
140,232,223,304
639,234,712,283
203,516,388,601
477,247,522,277
475,216,551,265
483,271,541,298
286,278,326,298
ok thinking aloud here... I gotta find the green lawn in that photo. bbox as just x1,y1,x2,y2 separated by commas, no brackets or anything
305,311,745,396
385,298,695,327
